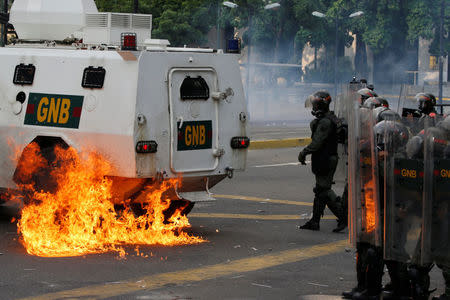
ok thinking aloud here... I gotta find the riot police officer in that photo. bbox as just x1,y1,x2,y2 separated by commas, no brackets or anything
357,88,378,106
432,115,450,300
344,119,411,300
405,115,450,300
406,93,440,135
298,91,347,232
363,97,382,110
415,93,438,118
376,120,412,300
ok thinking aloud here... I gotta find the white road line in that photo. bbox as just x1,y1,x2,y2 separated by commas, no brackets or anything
253,161,311,168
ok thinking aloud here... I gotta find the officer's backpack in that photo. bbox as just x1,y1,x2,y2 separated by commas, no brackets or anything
327,112,348,144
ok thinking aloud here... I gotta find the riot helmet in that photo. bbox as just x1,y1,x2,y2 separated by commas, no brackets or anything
373,106,388,122
415,93,436,115
437,114,450,139
357,88,378,105
406,135,423,159
376,97,389,108
377,109,401,123
374,120,409,152
310,91,332,118
363,97,382,109
407,126,448,158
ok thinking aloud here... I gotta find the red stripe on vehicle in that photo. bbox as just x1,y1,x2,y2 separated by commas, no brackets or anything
26,104,35,114
72,107,82,118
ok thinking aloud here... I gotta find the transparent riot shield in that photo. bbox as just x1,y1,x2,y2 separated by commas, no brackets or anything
383,116,424,263
348,102,382,247
422,120,449,267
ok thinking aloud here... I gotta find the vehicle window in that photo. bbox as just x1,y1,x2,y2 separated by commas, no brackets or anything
180,76,209,100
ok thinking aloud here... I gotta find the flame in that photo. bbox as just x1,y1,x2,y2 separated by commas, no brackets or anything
14,143,204,257
363,178,376,233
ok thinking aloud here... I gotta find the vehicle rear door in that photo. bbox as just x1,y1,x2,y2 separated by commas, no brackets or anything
168,68,219,173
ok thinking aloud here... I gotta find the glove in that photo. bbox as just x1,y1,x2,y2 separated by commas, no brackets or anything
298,151,306,165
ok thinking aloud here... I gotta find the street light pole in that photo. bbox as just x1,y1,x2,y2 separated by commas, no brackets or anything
312,10,363,100
217,0,221,49
0,0,7,47
245,12,253,105
244,3,280,107
334,15,338,101
438,0,444,115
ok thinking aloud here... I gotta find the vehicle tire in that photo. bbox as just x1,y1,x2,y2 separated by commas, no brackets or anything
163,199,195,224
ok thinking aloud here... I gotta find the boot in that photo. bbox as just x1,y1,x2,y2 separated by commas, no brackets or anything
409,264,433,300
432,295,450,300
299,219,319,230
332,218,347,233
300,196,325,231
326,195,347,232
357,247,383,300
343,244,367,299
351,289,380,300
384,260,411,300
342,286,363,299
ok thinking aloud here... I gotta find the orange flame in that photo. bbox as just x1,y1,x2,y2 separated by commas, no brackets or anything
364,178,376,233
14,143,204,257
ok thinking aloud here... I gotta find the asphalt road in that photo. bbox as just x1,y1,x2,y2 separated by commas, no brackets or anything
0,148,445,300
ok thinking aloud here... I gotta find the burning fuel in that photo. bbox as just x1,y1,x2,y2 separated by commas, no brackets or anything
13,143,204,257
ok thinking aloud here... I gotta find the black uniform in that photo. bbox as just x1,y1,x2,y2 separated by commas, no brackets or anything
299,111,346,230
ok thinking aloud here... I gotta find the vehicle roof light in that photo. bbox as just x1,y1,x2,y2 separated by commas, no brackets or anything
227,39,241,54
121,32,137,51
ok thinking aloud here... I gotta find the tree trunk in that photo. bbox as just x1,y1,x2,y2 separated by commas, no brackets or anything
355,33,367,78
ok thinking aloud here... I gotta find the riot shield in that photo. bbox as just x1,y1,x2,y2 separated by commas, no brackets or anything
333,87,348,184
422,120,449,267
348,102,382,247
383,116,424,263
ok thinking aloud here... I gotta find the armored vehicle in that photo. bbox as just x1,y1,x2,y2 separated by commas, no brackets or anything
0,0,249,209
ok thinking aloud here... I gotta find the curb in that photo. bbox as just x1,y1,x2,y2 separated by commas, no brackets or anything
249,138,311,150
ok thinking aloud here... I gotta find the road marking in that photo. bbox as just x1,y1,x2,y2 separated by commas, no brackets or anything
190,213,336,220
21,240,348,300
384,94,450,101
253,161,311,168
214,194,313,207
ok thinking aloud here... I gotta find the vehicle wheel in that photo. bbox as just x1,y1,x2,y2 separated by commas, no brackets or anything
163,199,195,224
14,139,69,203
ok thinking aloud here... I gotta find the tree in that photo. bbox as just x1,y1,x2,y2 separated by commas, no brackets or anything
95,0,216,47
407,0,449,56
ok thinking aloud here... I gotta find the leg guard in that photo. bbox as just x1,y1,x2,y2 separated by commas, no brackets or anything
312,187,327,223
385,260,410,298
326,193,346,223
365,247,384,296
356,243,369,290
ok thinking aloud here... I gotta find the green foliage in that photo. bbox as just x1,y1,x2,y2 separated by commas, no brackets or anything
95,0,216,46
92,0,449,81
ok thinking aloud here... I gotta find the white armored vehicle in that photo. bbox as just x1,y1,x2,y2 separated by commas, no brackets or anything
0,0,249,210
